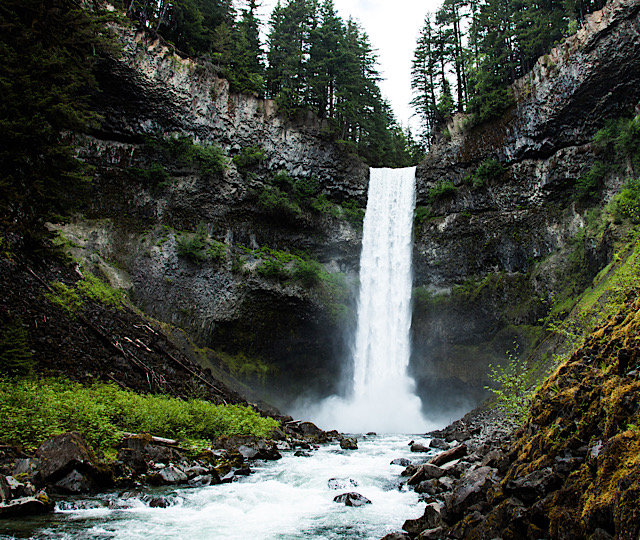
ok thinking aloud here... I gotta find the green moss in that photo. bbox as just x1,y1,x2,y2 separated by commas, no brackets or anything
45,281,83,318
77,272,124,310
217,351,274,384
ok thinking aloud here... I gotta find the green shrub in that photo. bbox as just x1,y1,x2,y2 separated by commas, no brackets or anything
176,233,208,262
608,178,640,223
232,146,266,173
258,186,302,218
428,180,457,203
575,161,608,200
465,158,506,188
128,163,171,187
414,206,431,225
293,259,323,287
311,194,341,217
341,199,364,224
0,377,280,451
0,321,34,376
256,259,290,281
45,282,83,317
148,135,228,177
486,345,534,425
293,176,320,198
271,170,294,190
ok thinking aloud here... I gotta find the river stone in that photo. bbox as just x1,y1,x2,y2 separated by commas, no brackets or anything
340,438,358,450
410,443,430,453
54,469,97,494
0,476,11,502
391,458,412,466
188,474,216,487
237,445,259,459
294,450,311,457
408,463,446,485
328,478,359,490
445,466,498,520
35,432,110,488
403,502,442,535
429,438,449,450
380,534,410,540
429,444,467,467
148,465,188,485
418,527,445,540
0,494,54,518
333,492,371,507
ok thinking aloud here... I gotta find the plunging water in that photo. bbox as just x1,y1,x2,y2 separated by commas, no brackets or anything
310,167,431,434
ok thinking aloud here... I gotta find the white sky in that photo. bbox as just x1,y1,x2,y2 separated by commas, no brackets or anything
256,0,444,131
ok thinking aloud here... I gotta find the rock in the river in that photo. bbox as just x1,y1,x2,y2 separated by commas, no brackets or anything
328,478,359,490
340,438,358,450
429,438,449,450
403,503,443,535
407,464,446,485
35,432,112,492
445,466,499,521
0,476,11,502
390,458,412,466
0,493,54,518
380,534,410,540
410,443,430,453
429,444,467,467
333,492,371,507
147,465,188,486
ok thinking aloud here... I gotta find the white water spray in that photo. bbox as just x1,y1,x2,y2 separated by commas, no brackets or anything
310,167,431,433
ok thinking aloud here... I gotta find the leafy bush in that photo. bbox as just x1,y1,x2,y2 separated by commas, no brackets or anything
428,180,457,203
148,135,228,177
232,146,266,173
608,178,640,223
575,161,608,200
341,200,364,224
258,185,302,218
293,176,320,198
293,259,323,287
176,233,208,262
256,259,290,281
414,205,431,225
311,194,341,217
0,321,34,376
465,158,506,188
128,163,171,188
486,345,534,425
0,377,280,451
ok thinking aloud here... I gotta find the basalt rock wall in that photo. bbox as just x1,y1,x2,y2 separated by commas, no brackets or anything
411,0,640,419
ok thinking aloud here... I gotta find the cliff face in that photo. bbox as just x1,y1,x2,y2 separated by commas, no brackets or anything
410,0,640,417
66,25,368,409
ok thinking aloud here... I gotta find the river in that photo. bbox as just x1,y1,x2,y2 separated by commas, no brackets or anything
0,434,432,540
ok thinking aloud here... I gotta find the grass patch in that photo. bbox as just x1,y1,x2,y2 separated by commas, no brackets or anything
0,377,280,452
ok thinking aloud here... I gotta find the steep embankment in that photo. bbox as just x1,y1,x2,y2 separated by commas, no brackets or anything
58,24,370,410
410,0,640,415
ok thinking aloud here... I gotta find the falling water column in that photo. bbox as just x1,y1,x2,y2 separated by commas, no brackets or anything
311,167,429,433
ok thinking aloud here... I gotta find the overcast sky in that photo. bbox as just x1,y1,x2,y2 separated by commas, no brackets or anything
256,0,444,131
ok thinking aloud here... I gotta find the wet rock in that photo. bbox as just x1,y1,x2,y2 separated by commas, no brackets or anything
417,526,445,539
380,533,410,540
294,450,311,457
11,458,41,486
148,495,172,508
414,479,441,496
391,458,412,467
188,474,219,487
503,467,562,505
54,469,97,494
408,464,446,485
429,444,467,467
147,465,188,486
0,475,11,502
298,422,327,442
35,432,112,492
237,445,259,459
401,464,419,477
429,438,449,450
0,493,54,518
255,440,282,460
340,438,358,450
182,465,209,479
445,466,498,522
410,443,430,453
480,449,504,468
403,503,442,535
328,478,359,490
333,492,371,507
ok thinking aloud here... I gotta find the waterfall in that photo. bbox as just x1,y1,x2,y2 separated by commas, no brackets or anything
310,167,430,434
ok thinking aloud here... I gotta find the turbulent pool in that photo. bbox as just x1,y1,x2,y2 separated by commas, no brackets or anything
0,435,431,540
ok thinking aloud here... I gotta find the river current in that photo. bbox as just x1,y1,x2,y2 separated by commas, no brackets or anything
1,435,431,540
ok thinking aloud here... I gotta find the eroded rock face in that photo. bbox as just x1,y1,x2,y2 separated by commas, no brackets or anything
410,0,640,415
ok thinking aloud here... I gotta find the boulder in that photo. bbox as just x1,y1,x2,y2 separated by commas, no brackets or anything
35,432,112,492
418,527,445,540
333,492,372,507
188,474,219,487
429,438,450,450
54,469,97,494
445,466,498,522
410,443,430,453
328,478,359,490
0,493,54,518
429,444,467,467
381,534,410,540
256,440,282,460
0,475,11,502
147,465,188,486
12,458,41,485
298,422,327,442
340,438,358,450
414,479,441,496
403,503,442,535
391,458,412,467
503,467,562,505
294,450,311,457
408,464,446,485
237,445,259,459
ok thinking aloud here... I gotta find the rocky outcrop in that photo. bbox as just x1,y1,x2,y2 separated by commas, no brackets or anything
410,0,640,415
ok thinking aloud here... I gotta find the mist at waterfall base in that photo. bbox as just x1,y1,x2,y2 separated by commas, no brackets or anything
298,167,439,434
